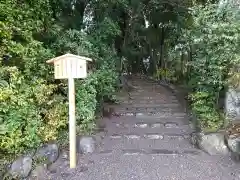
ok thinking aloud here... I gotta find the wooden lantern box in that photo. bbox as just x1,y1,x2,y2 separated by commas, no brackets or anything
46,53,92,79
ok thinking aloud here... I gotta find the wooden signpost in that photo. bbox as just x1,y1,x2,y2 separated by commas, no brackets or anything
46,53,92,168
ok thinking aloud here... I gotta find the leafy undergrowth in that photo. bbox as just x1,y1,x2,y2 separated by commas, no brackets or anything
162,4,240,132
0,1,120,174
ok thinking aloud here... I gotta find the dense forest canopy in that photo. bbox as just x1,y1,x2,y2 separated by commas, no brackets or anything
0,0,240,157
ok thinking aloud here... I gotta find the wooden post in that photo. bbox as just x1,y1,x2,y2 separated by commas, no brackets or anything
68,77,76,168
46,54,92,169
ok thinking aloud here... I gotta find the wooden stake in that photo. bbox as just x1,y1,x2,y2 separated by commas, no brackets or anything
46,54,92,169
68,77,76,168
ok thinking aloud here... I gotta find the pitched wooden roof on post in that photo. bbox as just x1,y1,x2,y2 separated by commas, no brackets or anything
45,53,93,169
46,53,92,64
46,53,93,79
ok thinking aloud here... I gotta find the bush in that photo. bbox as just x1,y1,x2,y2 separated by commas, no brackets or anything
48,24,119,134
189,91,223,131
0,0,119,157
0,67,67,154
76,62,118,134
173,4,240,131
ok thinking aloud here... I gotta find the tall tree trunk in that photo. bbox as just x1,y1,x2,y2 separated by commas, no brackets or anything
139,58,147,74
180,52,184,81
149,48,156,75
153,49,158,75
186,45,193,82
159,26,165,70
73,0,90,29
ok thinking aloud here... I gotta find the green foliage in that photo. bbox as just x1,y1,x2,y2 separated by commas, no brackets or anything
49,23,119,134
51,29,93,57
0,0,69,156
153,68,177,82
171,4,240,131
0,67,67,154
0,0,120,158
189,91,223,131
76,68,118,133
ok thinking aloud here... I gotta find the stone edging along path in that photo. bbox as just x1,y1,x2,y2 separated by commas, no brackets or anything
1,136,97,179
151,77,240,161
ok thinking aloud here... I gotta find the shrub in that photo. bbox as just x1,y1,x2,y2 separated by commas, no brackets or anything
0,66,67,154
0,0,119,156
49,26,119,134
173,4,240,131
76,66,118,134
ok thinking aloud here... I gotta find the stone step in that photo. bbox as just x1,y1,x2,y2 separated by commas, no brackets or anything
105,132,190,140
127,85,165,89
118,96,177,101
103,124,192,135
114,103,181,107
118,92,176,96
108,105,181,112
101,116,190,126
136,112,186,117
96,148,200,156
113,109,184,115
119,99,179,104
128,93,173,97
127,89,170,94
104,120,191,129
96,136,196,153
114,112,187,119
130,86,170,90
130,83,164,87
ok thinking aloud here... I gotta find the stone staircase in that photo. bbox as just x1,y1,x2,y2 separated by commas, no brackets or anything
35,75,240,180
96,76,196,154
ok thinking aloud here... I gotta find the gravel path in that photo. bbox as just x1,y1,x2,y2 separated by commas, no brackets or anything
33,76,240,180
